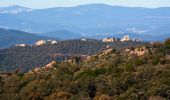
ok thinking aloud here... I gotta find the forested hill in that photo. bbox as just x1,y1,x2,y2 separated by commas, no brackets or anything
0,39,170,100
0,40,144,72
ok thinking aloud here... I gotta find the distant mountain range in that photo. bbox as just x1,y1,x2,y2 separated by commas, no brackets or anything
0,5,33,14
0,4,170,41
0,28,57,48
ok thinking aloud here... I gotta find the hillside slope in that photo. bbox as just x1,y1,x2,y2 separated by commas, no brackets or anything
0,39,170,100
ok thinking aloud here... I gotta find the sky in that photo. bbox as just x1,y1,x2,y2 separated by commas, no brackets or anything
0,0,170,9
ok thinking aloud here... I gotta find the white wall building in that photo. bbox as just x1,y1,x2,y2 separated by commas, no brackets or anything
35,40,47,46
15,44,26,47
51,40,58,44
81,38,87,42
103,37,117,42
121,35,131,42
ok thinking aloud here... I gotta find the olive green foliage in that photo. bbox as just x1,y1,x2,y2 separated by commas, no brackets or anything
165,38,170,48
0,41,170,100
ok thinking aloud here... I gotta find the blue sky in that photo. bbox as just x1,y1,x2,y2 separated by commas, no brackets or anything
0,0,170,8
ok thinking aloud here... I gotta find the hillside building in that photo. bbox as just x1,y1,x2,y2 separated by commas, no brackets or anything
51,40,58,44
35,40,47,46
15,44,27,47
103,37,117,42
121,35,131,42
132,39,142,42
35,40,58,46
81,38,87,42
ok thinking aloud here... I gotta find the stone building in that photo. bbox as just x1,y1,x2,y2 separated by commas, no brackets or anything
15,44,27,47
35,40,47,46
121,35,131,42
103,37,117,42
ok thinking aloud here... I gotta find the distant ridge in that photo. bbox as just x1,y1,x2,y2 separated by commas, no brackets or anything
0,4,170,41
2,3,169,9
42,30,82,40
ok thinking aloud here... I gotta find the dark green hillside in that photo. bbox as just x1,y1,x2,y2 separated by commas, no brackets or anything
0,40,143,72
0,39,169,100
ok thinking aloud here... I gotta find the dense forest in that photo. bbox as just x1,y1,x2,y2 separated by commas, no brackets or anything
0,39,143,72
0,39,170,100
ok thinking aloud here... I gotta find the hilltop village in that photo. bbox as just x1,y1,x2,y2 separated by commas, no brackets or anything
102,35,142,43
15,39,58,47
14,35,146,73
15,35,142,47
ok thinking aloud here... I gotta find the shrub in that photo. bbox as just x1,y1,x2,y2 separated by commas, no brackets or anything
125,63,134,71
134,58,146,66
152,57,159,65
165,38,170,47
76,68,106,79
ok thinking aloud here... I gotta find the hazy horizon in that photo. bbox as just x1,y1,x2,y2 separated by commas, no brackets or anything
0,0,170,9
1,3,170,9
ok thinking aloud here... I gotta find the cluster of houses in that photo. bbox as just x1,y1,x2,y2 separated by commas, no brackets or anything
15,39,58,47
102,35,142,43
35,40,58,46
15,35,141,47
